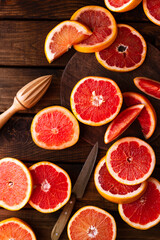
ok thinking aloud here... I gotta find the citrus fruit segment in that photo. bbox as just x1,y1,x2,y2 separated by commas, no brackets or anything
29,161,71,213
118,177,160,229
71,5,117,53
104,104,144,144
94,157,147,204
134,77,160,100
96,24,147,72
104,0,142,12
123,92,157,139
67,206,117,240
44,20,92,63
0,157,32,211
106,137,156,185
70,76,123,126
0,217,36,240
31,106,80,150
143,0,160,26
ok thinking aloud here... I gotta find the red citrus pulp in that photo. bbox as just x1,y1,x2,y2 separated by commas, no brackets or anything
104,0,142,12
143,0,160,26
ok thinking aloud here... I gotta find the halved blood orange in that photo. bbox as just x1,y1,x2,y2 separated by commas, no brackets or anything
44,20,92,63
94,157,147,204
118,177,160,229
67,206,117,240
106,137,156,185
143,0,160,26
70,5,117,53
70,76,123,126
0,157,32,211
96,24,147,72
29,161,71,213
134,77,160,100
104,0,142,12
31,106,80,150
123,92,157,139
104,104,144,144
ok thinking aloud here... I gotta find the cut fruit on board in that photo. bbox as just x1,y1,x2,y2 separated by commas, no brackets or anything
106,137,156,185
0,217,37,240
96,24,147,72
104,104,144,144
94,156,147,204
29,161,71,213
70,76,123,126
31,106,80,150
143,0,160,26
44,20,92,63
104,0,142,12
123,92,157,139
70,5,117,53
118,177,160,229
67,206,117,240
0,157,32,211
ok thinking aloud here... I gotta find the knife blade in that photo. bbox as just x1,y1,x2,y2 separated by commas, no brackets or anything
51,142,98,240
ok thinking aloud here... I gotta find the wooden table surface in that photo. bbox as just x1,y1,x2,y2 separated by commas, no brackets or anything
0,1,160,239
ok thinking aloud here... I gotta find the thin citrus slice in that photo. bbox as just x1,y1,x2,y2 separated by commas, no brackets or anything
31,106,80,150
44,20,92,63
104,104,144,144
70,76,123,126
118,177,160,229
0,217,36,240
70,5,117,53
96,24,147,72
123,92,157,139
134,76,160,100
104,0,142,12
106,137,156,185
67,206,117,240
29,161,71,213
94,157,147,204
0,157,32,211
143,0,160,26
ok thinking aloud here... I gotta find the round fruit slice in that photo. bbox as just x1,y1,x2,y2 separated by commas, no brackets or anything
0,217,36,240
44,20,92,63
67,206,117,240
0,157,32,211
96,24,147,72
123,92,157,139
31,106,80,150
134,77,160,100
70,76,123,126
143,0,160,26
104,104,144,144
29,161,71,213
118,177,160,229
70,5,117,53
106,137,156,185
104,0,142,12
94,157,147,204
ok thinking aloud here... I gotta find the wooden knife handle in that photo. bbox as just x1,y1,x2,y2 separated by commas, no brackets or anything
51,193,76,240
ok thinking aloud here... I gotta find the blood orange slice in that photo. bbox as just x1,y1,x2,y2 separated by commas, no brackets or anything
134,77,160,100
106,137,156,185
67,206,117,240
123,92,157,139
0,217,36,240
104,0,142,12
143,0,160,26
29,161,71,213
31,106,80,150
96,24,147,72
94,157,147,204
0,157,32,211
104,104,144,144
70,76,123,126
44,20,92,63
118,177,160,229
70,5,117,53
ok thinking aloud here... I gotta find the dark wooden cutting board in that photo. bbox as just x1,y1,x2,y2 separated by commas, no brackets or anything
61,43,160,150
